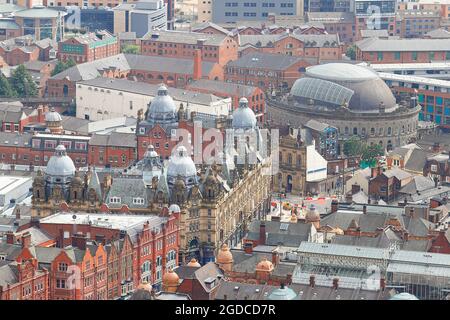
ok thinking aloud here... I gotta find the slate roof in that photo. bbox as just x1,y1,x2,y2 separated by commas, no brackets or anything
246,220,313,247
239,33,340,48
230,249,272,273
356,37,450,52
0,243,22,261
187,79,259,97
78,77,224,106
332,228,401,249
13,227,53,246
382,168,412,180
106,177,148,209
0,262,19,286
141,30,229,46
194,262,224,293
89,132,136,148
0,131,32,147
60,116,91,134
192,22,231,35
399,176,435,195
227,52,305,70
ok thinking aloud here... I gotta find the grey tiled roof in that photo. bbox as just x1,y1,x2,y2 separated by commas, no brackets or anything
187,79,259,97
0,131,32,147
106,177,148,209
356,37,450,52
246,220,312,247
141,30,229,46
227,52,304,70
78,77,223,106
239,33,340,48
89,131,136,148
192,22,231,35
0,262,19,286
194,262,224,293
426,28,450,39
399,176,435,195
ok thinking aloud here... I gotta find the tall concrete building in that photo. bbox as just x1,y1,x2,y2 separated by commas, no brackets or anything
212,0,304,24
114,0,167,37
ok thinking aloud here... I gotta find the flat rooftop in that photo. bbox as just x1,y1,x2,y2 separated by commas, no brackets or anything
39,212,166,230
0,176,32,195
378,72,450,89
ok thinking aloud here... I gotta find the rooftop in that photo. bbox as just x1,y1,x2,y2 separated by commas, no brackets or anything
356,37,450,52
227,52,305,70
39,212,166,231
142,29,229,46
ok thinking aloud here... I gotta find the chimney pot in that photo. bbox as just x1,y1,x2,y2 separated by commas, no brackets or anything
309,275,315,288
332,278,339,290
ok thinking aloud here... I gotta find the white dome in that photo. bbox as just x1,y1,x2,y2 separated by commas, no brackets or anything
45,145,76,176
147,85,177,122
45,108,62,122
144,145,158,158
167,146,197,178
168,204,181,214
390,292,419,300
232,97,257,130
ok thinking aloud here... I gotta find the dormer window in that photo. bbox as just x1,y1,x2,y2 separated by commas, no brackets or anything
110,197,121,204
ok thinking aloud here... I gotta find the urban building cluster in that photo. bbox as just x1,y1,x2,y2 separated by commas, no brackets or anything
0,0,450,301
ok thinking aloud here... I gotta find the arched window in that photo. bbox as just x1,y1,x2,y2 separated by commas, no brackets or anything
353,127,358,135
344,127,349,135
370,128,375,135
157,75,164,80
288,153,292,165
387,127,392,135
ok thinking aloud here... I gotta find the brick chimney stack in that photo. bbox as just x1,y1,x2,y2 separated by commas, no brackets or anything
332,278,339,290
259,221,266,245
72,232,87,250
271,249,279,266
309,275,315,288
21,232,31,249
193,49,202,80
380,278,386,291
243,242,253,254
6,231,15,245
331,199,339,213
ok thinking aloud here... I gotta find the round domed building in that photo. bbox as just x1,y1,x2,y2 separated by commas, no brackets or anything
146,85,178,125
267,63,420,151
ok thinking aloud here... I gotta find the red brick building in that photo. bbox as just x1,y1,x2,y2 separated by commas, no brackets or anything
238,33,343,61
356,38,450,64
140,30,238,67
186,79,266,123
58,31,119,64
88,132,136,168
224,52,310,91
38,210,180,293
0,243,49,300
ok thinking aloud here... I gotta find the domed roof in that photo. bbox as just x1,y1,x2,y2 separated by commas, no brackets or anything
186,258,201,267
216,244,233,264
256,257,273,271
167,146,197,178
305,204,320,222
45,107,62,122
232,97,257,130
45,145,76,177
136,281,153,292
268,284,297,300
168,204,181,214
147,85,177,123
291,63,397,112
144,145,158,158
306,63,378,82
390,292,419,300
162,269,180,286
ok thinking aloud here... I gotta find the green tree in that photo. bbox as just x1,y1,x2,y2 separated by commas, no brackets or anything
122,44,140,54
343,136,364,157
51,58,76,76
346,44,357,60
0,73,16,97
362,144,384,161
9,65,38,98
